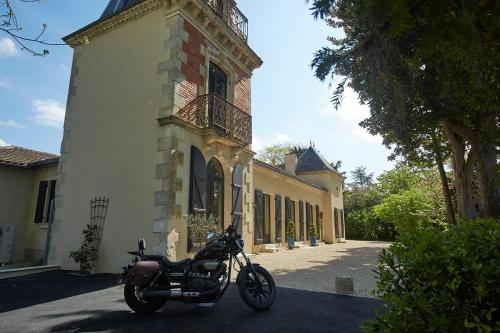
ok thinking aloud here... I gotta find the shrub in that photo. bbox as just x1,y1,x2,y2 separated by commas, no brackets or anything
363,219,500,333
346,210,396,241
309,223,318,238
286,221,296,239
69,224,99,274
186,214,221,248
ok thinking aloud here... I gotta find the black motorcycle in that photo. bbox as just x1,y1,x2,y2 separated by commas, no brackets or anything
119,219,276,314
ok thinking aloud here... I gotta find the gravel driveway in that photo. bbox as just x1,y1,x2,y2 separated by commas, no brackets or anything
249,240,391,297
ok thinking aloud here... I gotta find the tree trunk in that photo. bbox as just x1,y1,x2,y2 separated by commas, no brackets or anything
442,121,476,219
431,134,456,224
474,137,500,218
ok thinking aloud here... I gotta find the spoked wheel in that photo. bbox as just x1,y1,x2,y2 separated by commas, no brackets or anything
237,265,276,311
124,283,165,314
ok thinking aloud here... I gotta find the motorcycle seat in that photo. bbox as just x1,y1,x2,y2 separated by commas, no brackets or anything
143,255,191,268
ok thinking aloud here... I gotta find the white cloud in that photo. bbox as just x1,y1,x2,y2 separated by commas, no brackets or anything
0,120,25,128
0,76,10,89
31,99,66,128
274,132,291,144
0,38,20,58
321,87,370,124
352,127,382,143
252,132,293,153
0,138,8,146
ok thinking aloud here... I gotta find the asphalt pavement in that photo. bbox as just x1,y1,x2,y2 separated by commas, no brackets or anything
0,270,382,333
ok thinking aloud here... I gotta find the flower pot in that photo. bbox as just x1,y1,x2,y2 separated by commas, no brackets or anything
287,237,294,249
310,236,317,247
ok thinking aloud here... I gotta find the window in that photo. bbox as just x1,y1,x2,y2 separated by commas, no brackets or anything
34,181,48,223
209,62,228,99
34,180,56,223
207,158,224,229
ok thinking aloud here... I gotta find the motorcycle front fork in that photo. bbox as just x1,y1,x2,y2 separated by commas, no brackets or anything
233,239,262,287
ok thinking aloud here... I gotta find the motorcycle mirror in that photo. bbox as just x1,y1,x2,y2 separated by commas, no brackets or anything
138,238,146,253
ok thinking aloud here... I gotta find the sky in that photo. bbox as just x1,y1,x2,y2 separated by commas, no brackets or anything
0,0,395,179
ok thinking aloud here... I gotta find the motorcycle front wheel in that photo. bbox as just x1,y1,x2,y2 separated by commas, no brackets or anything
124,283,165,315
237,265,276,311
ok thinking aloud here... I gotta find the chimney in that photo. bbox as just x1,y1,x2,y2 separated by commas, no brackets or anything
284,153,297,175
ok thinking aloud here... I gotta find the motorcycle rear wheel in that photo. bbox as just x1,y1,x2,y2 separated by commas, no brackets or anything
237,265,276,311
124,283,165,314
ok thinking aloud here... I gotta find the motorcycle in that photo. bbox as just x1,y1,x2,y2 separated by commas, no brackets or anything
119,218,276,314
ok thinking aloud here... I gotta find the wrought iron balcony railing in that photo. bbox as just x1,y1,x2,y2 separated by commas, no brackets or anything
176,93,252,145
207,0,248,41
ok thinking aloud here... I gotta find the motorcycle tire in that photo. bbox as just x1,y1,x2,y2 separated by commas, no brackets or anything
237,265,276,311
124,283,165,314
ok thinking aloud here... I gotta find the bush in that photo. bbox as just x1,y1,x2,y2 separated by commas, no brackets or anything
309,223,318,238
363,219,500,333
186,214,221,248
69,224,99,274
346,210,396,241
286,221,296,239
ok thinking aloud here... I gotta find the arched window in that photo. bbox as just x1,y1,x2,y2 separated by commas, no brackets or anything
207,158,224,229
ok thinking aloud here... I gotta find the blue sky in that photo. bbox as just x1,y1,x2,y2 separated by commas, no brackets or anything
0,0,394,178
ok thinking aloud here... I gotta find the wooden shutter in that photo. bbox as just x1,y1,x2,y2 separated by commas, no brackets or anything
315,205,321,240
254,190,264,245
34,181,48,223
340,209,345,238
231,163,243,226
275,194,282,242
189,146,207,251
334,208,339,238
299,201,304,241
285,197,291,224
305,203,311,240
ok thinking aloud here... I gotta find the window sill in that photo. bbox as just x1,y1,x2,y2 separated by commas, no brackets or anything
38,223,49,229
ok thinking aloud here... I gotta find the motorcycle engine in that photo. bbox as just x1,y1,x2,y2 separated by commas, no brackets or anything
188,260,227,292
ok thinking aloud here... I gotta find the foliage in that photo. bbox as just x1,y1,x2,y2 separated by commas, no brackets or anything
363,219,500,332
349,166,374,190
308,0,500,218
286,221,295,239
376,163,419,196
308,223,318,238
69,224,99,274
1,0,64,56
289,145,307,158
257,144,292,166
186,214,221,246
345,210,396,242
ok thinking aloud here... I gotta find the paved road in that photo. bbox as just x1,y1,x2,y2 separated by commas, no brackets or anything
0,271,382,333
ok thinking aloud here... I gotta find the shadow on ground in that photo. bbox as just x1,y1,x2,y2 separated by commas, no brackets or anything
0,270,118,313
0,271,382,333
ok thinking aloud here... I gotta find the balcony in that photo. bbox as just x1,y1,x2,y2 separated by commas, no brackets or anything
175,93,252,146
207,0,248,41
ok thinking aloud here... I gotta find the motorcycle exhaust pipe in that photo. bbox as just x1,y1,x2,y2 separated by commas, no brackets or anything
142,289,200,299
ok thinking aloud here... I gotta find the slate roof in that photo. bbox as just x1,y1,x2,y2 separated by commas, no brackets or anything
101,0,141,19
295,146,334,173
0,145,59,168
253,159,327,192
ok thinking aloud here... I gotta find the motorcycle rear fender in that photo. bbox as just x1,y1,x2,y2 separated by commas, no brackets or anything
127,261,160,287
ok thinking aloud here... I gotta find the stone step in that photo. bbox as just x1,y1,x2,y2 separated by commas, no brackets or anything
261,243,281,253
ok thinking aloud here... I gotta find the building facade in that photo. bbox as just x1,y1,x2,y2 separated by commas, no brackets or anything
0,0,345,272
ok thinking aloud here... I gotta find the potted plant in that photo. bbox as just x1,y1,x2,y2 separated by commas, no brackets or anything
69,224,99,274
309,223,318,247
286,221,295,249
186,214,222,252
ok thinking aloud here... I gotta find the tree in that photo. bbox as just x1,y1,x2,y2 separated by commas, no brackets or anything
256,144,292,166
289,145,307,157
308,0,500,219
349,166,374,190
1,0,65,56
